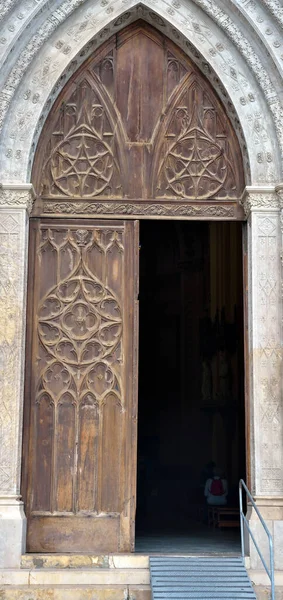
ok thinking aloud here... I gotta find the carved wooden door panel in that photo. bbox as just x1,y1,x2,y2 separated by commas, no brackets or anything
23,219,139,552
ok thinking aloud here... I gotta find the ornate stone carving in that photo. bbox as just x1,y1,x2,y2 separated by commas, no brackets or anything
236,0,283,68
0,208,27,493
0,185,35,213
0,0,85,131
255,212,283,494
0,0,19,24
275,184,283,234
275,184,283,206
241,189,279,218
192,0,283,162
244,192,283,495
259,0,283,28
0,185,34,495
41,200,235,218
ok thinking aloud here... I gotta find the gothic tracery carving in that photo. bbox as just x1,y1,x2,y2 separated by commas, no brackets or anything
28,225,126,518
40,80,123,199
155,102,238,200
32,24,244,208
36,228,123,410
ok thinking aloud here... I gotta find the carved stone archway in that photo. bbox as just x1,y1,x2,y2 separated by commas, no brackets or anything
21,21,246,554
0,1,282,577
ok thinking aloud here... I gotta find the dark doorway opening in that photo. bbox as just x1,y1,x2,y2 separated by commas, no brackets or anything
136,220,246,553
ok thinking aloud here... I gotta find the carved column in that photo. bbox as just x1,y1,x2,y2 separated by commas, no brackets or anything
242,186,283,571
0,184,34,568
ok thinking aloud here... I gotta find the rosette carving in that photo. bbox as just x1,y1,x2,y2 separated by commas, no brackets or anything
153,82,242,201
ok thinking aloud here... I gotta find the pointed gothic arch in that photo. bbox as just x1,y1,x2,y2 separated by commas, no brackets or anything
31,21,245,219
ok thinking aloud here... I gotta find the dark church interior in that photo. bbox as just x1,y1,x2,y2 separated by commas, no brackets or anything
136,220,246,550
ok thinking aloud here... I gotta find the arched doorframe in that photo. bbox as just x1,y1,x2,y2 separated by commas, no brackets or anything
22,21,246,553
0,3,282,571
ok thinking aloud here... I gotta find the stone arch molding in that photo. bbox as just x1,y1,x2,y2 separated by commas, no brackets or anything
0,0,283,185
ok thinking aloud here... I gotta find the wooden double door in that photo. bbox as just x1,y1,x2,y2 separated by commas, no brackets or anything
22,21,244,552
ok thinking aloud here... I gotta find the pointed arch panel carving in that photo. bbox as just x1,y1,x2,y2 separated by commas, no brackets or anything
32,21,245,219
153,81,239,200
37,76,124,199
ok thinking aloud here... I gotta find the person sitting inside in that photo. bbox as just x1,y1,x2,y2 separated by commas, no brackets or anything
204,466,228,506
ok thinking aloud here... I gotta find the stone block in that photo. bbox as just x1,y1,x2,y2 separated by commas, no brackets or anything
0,591,55,600
254,586,283,600
128,585,151,600
0,587,129,599
21,554,109,570
274,521,283,570
248,569,283,587
249,518,273,570
109,556,149,569
20,554,150,571
28,568,150,586
0,571,29,585
0,500,26,569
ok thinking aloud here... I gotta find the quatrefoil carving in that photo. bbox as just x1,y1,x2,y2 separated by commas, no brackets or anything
38,268,122,368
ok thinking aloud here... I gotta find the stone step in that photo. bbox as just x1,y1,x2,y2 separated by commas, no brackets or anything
253,586,283,600
0,568,150,586
0,584,151,600
21,553,149,570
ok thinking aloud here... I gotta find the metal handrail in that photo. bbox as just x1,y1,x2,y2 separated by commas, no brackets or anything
239,479,275,600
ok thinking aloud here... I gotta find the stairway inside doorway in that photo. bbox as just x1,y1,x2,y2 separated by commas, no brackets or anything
149,557,256,600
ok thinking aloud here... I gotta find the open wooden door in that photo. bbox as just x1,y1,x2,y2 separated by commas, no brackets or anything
23,219,139,552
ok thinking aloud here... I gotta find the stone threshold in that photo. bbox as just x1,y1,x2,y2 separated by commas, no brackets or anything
0,567,150,586
21,554,149,570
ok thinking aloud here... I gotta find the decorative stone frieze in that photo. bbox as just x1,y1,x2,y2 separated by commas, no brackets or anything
0,184,34,567
241,187,280,219
0,184,35,213
40,201,237,219
275,183,283,213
